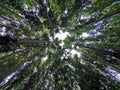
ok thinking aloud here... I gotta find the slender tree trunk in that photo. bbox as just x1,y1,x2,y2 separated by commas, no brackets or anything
79,44,120,59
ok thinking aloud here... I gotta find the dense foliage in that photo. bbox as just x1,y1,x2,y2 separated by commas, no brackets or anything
0,0,120,90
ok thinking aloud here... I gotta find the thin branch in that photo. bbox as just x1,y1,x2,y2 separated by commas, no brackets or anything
74,9,120,30
0,4,22,18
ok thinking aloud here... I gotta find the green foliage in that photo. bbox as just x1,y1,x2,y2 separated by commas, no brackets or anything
0,0,120,90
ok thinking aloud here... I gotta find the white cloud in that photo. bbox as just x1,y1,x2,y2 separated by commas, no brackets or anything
55,31,70,40
79,32,90,39
70,49,81,58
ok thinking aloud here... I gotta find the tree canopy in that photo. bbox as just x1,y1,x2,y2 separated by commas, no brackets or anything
0,0,120,90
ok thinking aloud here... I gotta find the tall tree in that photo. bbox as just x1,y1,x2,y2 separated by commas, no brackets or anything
0,0,120,90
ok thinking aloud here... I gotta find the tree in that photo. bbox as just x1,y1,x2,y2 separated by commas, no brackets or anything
0,0,120,90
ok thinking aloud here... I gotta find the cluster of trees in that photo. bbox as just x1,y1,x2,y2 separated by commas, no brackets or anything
0,0,120,90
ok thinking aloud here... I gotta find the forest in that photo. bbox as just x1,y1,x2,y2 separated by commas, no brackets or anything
0,0,120,90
